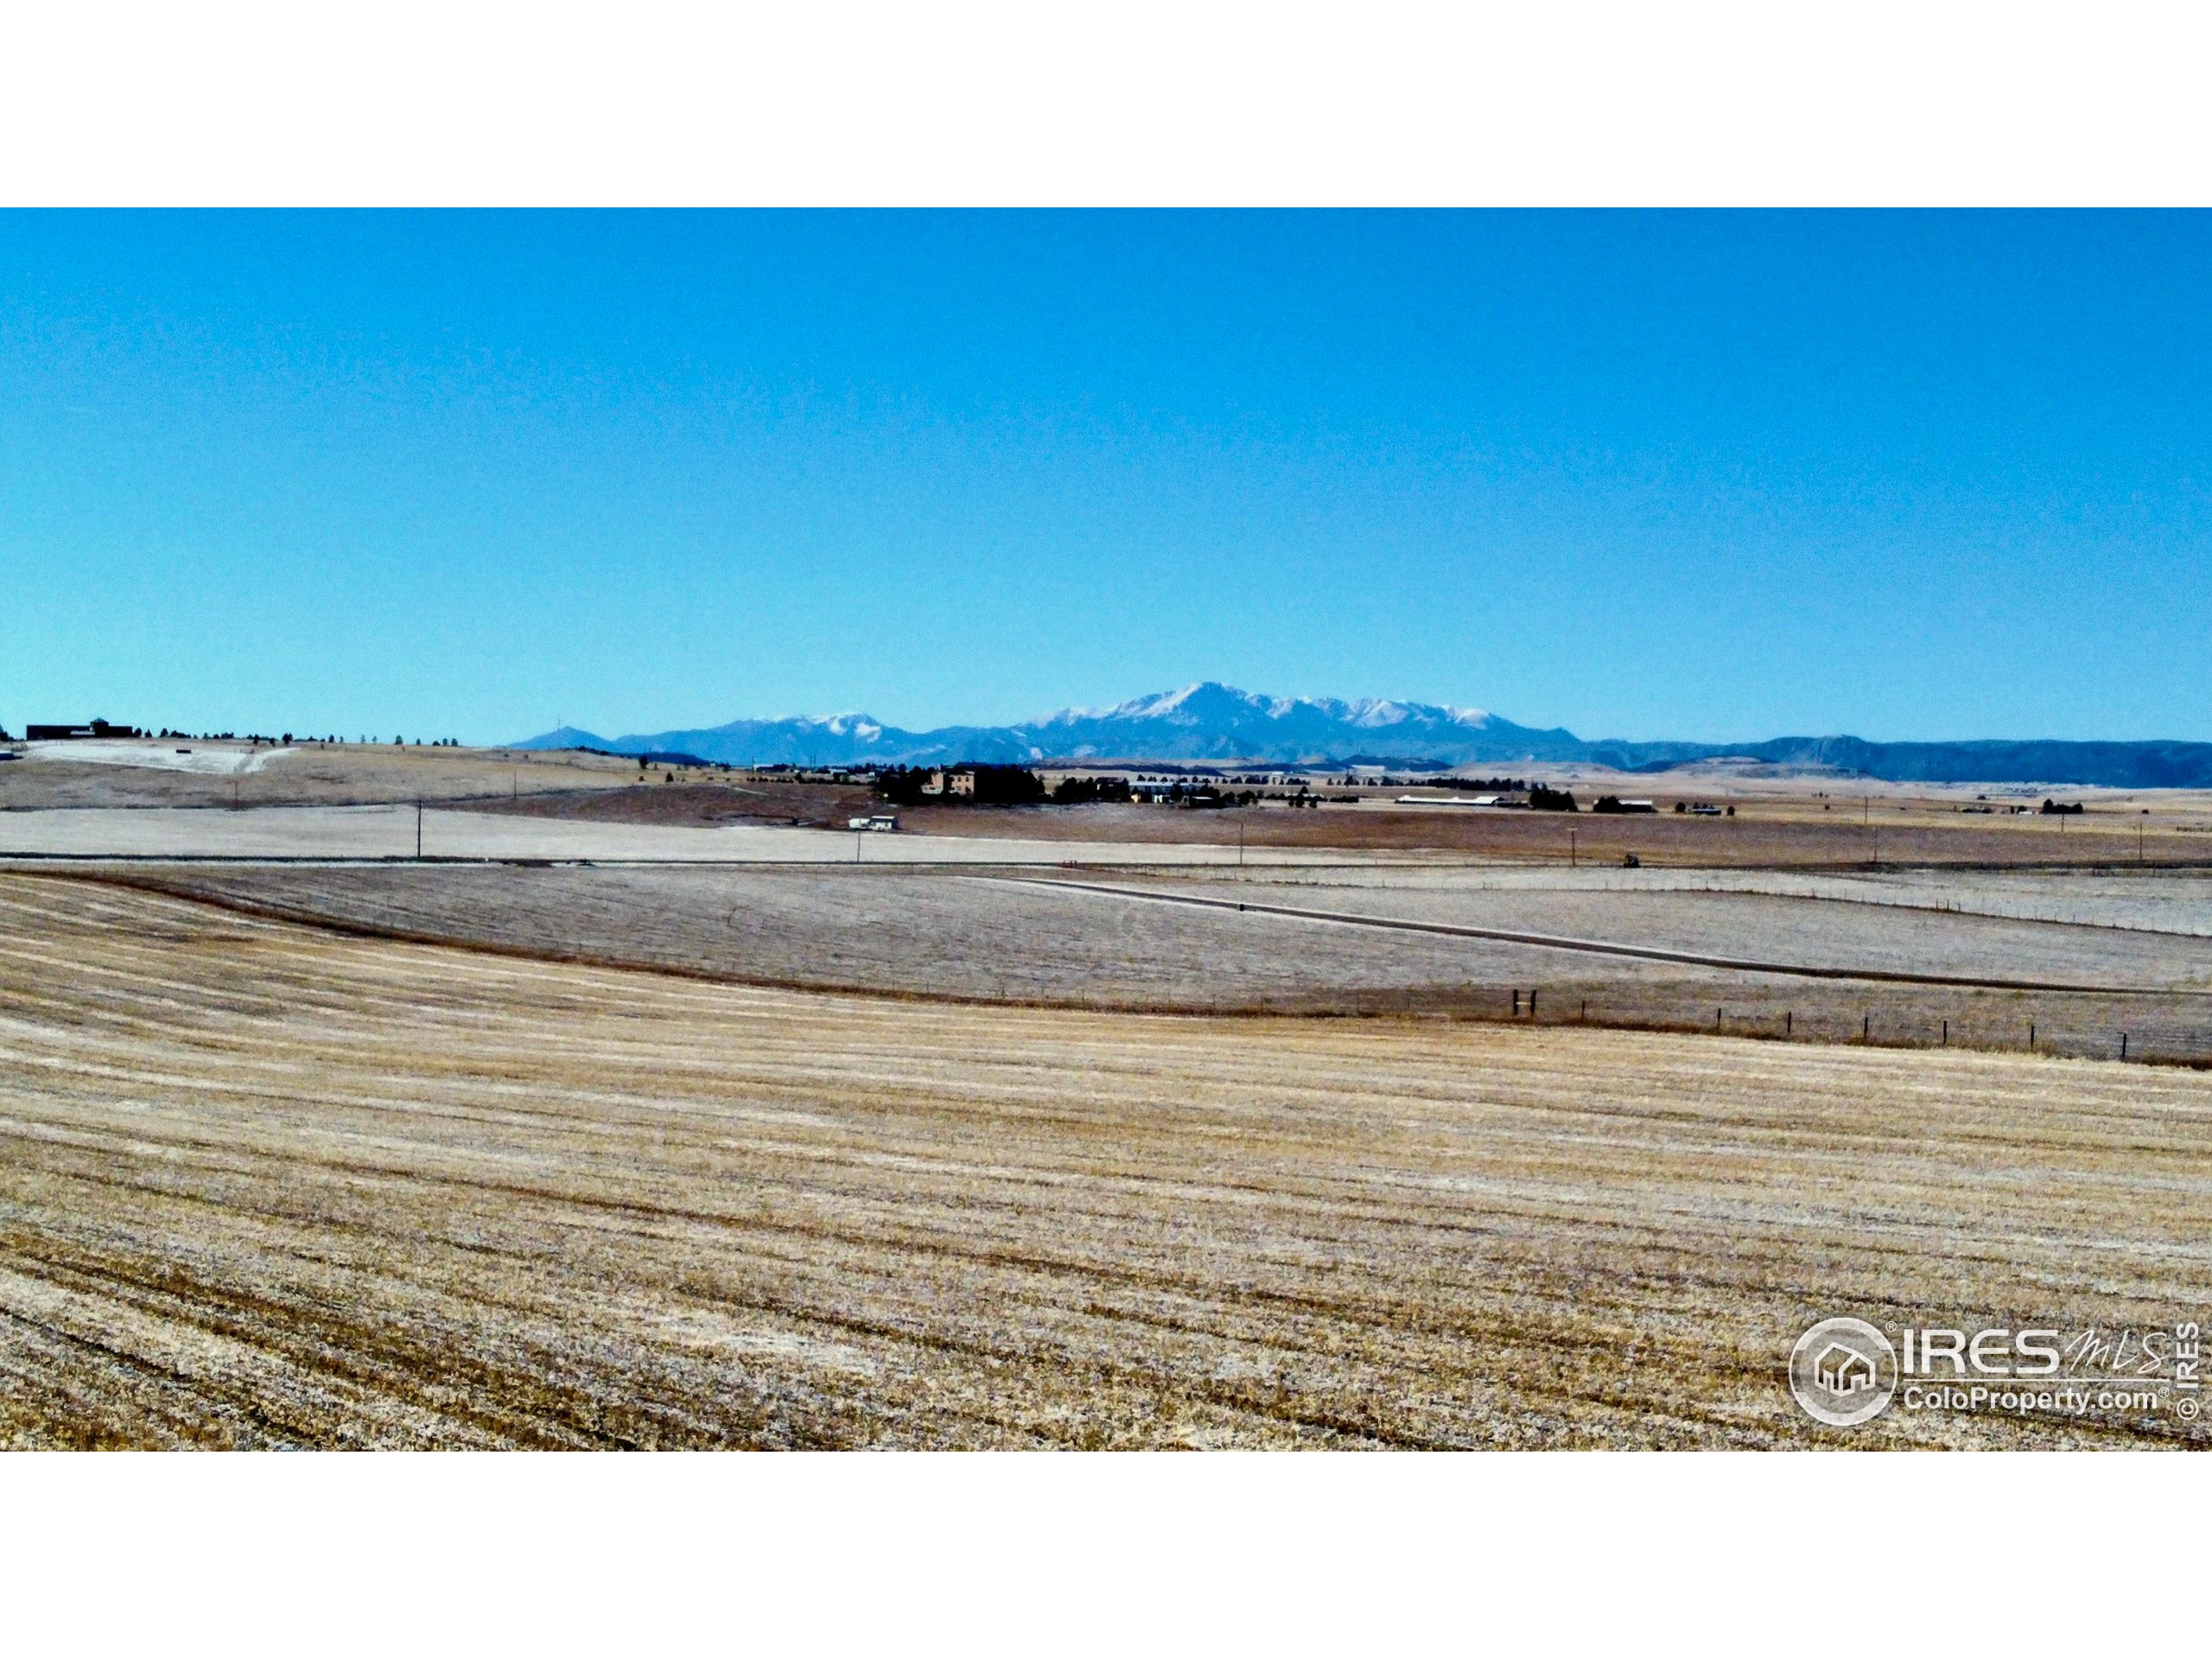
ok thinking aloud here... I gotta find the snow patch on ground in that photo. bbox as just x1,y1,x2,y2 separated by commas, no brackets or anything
18,741,297,777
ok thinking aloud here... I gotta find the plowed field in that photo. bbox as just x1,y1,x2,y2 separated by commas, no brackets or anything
0,875,2203,1448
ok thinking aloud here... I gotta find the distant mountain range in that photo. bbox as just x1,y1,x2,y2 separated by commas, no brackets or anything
512,683,2212,788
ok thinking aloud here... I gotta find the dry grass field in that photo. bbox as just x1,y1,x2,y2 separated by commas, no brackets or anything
474,777,880,829
1315,864,2212,936
1,873,2204,1448
488,784,2212,868
111,861,2212,1065
0,741,636,811
1138,869,2212,984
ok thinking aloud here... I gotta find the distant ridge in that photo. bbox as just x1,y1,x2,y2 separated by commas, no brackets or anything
512,683,2212,788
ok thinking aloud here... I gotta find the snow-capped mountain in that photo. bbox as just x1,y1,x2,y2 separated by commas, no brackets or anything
511,682,1587,767
1012,683,1584,764
509,683,2212,785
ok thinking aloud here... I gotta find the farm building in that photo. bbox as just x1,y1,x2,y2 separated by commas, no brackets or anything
27,719,142,741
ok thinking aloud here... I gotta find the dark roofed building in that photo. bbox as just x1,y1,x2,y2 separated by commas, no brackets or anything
27,720,141,741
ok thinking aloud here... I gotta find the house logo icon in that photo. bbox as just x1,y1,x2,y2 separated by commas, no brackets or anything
1815,1342,1878,1397
1789,1318,1898,1427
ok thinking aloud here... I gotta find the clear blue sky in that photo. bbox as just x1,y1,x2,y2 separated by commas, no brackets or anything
3,210,2208,744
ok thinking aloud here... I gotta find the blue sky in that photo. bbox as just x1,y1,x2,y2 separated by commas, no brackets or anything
3,210,2208,744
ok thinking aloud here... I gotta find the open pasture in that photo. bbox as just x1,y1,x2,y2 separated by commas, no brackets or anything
527,788,2212,868
1259,864,2212,938
0,741,636,812
107,860,2212,1065
12,740,2212,871
0,874,2203,1449
1133,868,2212,988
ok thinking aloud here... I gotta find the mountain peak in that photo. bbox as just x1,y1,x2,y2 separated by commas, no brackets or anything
518,724,609,749
1109,682,1255,720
